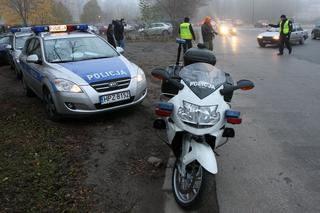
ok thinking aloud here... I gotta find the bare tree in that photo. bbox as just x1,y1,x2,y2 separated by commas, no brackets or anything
2,0,39,26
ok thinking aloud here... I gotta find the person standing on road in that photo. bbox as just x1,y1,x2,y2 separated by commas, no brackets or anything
179,17,196,53
201,16,218,51
269,15,293,55
113,19,125,49
106,24,117,48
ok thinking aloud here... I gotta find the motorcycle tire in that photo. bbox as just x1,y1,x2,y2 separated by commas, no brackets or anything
172,160,219,211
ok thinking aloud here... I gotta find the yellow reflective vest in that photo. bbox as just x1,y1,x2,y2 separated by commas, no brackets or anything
180,23,192,40
279,20,290,34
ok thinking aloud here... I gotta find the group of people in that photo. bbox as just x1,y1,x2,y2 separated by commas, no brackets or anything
179,14,293,56
106,18,126,49
179,16,218,53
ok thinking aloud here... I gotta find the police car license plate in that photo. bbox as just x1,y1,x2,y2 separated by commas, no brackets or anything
100,91,131,105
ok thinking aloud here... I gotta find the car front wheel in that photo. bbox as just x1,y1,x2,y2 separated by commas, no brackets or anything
43,88,62,122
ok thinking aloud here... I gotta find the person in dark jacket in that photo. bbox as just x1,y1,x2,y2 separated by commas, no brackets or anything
113,19,125,49
106,24,116,48
269,14,293,55
201,16,218,51
179,17,196,53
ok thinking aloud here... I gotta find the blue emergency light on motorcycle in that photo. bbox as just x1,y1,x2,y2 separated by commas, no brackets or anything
225,110,240,118
155,102,174,117
225,110,242,124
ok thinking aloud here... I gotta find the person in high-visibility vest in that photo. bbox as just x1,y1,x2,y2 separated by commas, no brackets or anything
269,14,293,55
179,17,196,53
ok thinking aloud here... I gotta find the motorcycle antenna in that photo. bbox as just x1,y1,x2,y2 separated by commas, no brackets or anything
176,38,186,65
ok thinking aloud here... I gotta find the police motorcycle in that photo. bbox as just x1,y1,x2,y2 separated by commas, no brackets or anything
152,39,254,210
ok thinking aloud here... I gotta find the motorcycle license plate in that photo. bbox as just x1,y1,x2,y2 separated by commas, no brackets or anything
100,91,131,105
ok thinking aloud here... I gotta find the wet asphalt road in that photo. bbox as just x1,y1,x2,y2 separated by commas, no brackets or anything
208,28,320,213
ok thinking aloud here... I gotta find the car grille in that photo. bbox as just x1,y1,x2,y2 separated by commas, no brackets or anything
90,77,131,93
95,97,135,109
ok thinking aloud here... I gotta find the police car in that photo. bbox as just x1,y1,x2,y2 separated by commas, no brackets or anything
19,24,147,121
7,27,33,78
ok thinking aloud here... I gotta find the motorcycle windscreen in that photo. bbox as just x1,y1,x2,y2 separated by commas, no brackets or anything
180,63,226,99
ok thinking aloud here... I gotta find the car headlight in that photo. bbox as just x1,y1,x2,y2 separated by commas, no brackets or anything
54,79,83,93
220,26,229,35
136,68,146,82
257,35,263,39
178,101,220,127
273,35,280,40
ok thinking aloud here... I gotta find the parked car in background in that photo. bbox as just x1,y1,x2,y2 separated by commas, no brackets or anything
233,19,244,26
311,23,320,40
96,24,108,35
124,24,134,32
0,33,13,65
138,22,173,36
0,25,6,34
88,25,99,34
255,20,269,28
6,27,33,78
257,23,308,47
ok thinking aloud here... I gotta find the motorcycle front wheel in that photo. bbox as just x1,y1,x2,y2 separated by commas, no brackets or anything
172,160,218,210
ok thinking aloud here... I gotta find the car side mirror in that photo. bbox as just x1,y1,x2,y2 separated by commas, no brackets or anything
27,54,41,64
116,47,124,54
5,44,12,50
152,68,184,90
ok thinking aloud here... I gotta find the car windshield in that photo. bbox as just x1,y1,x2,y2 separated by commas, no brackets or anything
15,35,32,50
180,63,226,99
267,28,279,32
0,36,10,44
44,36,118,63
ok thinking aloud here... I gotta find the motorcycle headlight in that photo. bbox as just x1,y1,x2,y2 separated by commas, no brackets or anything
54,79,83,93
178,101,220,127
136,68,146,82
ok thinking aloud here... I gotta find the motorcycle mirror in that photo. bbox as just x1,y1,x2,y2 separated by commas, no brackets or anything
237,80,255,91
151,68,169,80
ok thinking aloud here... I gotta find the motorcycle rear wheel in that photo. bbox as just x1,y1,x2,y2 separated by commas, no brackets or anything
172,160,218,210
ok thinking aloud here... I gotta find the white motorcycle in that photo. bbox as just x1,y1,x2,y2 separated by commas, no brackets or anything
152,42,254,210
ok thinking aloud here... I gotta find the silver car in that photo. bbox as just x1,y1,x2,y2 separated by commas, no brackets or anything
19,24,147,121
139,22,173,36
6,28,33,79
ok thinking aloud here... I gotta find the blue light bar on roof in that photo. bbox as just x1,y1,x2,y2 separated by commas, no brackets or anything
32,26,49,34
67,24,88,32
10,28,20,33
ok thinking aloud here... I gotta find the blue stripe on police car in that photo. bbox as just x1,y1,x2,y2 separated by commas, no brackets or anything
59,57,131,84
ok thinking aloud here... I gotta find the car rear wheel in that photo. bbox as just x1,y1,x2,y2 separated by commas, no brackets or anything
162,30,170,36
43,88,62,122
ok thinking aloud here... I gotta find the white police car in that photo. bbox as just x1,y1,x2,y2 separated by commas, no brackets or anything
6,27,33,79
19,24,147,121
